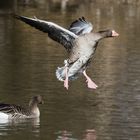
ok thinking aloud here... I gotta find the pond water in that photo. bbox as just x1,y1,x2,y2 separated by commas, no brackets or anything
0,0,140,140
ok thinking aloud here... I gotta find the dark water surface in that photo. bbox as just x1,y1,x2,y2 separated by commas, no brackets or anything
0,0,140,140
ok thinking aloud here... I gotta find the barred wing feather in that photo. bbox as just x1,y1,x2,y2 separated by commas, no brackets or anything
69,17,93,35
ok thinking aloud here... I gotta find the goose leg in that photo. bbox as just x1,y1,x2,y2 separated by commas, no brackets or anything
83,70,98,89
64,66,69,90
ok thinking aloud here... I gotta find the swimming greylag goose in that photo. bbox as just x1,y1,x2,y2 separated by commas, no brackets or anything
0,95,43,119
14,15,119,90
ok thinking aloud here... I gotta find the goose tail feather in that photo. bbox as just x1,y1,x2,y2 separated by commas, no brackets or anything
56,67,65,81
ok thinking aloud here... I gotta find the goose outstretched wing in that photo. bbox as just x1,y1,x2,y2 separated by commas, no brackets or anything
14,15,78,52
69,17,93,35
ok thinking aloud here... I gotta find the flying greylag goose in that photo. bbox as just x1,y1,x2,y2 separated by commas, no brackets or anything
0,95,43,119
14,15,119,90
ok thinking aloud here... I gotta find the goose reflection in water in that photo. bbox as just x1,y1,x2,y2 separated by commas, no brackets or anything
0,118,40,136
56,129,96,140
83,129,96,140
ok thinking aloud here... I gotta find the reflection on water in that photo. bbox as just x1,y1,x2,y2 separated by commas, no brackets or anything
0,0,140,140
55,129,96,140
83,130,96,140
55,130,77,140
0,117,40,125
0,118,40,137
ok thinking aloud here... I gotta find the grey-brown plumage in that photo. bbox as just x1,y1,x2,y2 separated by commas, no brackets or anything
0,95,43,119
14,15,119,89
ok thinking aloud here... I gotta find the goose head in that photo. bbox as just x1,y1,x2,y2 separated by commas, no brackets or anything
29,95,43,117
98,29,119,38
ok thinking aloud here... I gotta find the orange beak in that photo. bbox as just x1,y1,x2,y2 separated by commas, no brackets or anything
112,30,119,37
